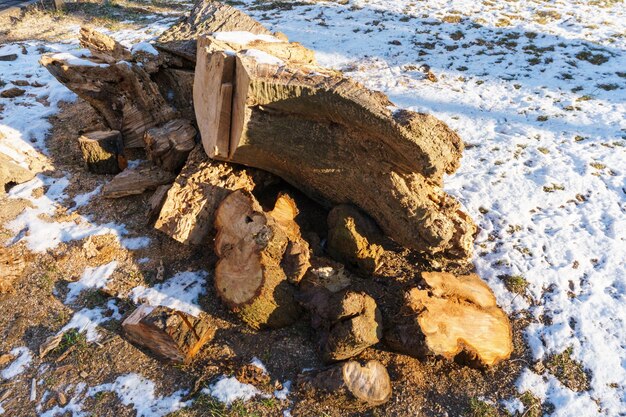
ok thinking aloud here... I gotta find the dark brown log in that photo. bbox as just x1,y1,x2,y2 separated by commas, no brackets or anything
102,165,175,198
214,190,302,329
0,152,34,194
194,48,476,262
144,119,196,172
78,130,126,174
154,145,255,245
297,360,392,408
40,53,177,148
122,304,215,363
79,27,132,64
385,271,513,367
300,288,382,362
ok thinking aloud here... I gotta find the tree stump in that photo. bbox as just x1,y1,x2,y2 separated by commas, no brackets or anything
385,271,513,367
78,130,126,174
122,304,215,363
298,360,392,408
214,190,304,329
144,119,196,172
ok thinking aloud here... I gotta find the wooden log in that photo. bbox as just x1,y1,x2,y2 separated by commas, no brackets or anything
78,130,126,174
153,68,196,121
154,145,255,245
79,27,132,64
0,152,34,194
300,288,382,362
297,360,391,408
122,304,215,363
41,54,177,148
214,190,302,329
385,272,513,367
194,49,476,262
102,165,175,198
144,119,196,173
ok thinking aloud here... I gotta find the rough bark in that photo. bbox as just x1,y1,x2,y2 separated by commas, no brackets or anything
40,53,177,148
385,271,513,367
214,190,302,329
154,145,255,245
102,165,175,198
78,130,126,174
297,360,392,408
79,27,132,64
144,119,196,172
194,49,476,262
300,288,382,362
122,304,215,363
0,152,34,194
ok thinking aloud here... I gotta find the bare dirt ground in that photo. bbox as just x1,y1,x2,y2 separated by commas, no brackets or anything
0,2,570,416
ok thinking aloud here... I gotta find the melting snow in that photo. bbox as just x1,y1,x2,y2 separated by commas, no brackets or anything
203,376,263,406
61,300,122,342
0,347,32,380
213,31,281,45
65,261,118,304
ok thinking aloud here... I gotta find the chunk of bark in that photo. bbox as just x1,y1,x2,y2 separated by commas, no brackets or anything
41,54,177,148
214,190,301,329
144,119,196,172
78,130,126,174
300,288,382,362
123,304,215,363
385,272,512,367
1,87,25,98
146,184,172,225
0,247,26,293
297,360,391,408
102,165,175,198
79,27,132,64
194,50,476,262
0,152,34,194
154,145,255,244
327,204,384,274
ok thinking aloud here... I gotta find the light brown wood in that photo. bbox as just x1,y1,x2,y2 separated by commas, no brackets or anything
298,360,392,408
0,152,33,195
79,27,132,64
0,247,26,293
102,165,175,198
386,271,513,367
122,304,215,363
78,130,126,175
144,119,196,173
154,145,255,245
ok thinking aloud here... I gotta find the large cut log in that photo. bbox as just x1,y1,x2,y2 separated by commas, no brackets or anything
297,360,392,408
154,145,255,244
78,130,126,174
385,272,513,367
41,53,177,148
144,119,196,173
122,304,215,363
102,165,175,198
214,190,305,329
300,288,382,362
194,49,476,261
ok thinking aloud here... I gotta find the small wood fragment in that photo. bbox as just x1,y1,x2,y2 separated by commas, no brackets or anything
0,247,26,293
78,130,126,174
79,27,132,64
102,165,175,198
0,87,25,98
147,184,172,225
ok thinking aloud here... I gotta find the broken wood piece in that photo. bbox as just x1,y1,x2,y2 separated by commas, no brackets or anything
102,165,175,198
79,27,132,64
385,272,512,367
0,152,34,194
300,288,382,362
327,204,384,275
78,130,126,174
122,304,215,363
214,190,301,329
154,145,255,244
298,360,391,408
144,119,196,172
301,257,352,294
147,184,172,225
39,333,64,358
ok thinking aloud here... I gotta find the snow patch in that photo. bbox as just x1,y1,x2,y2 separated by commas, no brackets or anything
203,376,263,406
243,49,284,66
213,31,281,45
65,261,117,304
61,300,121,342
0,347,32,380
131,41,159,56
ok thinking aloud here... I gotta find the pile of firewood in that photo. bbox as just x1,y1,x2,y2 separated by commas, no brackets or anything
41,0,513,408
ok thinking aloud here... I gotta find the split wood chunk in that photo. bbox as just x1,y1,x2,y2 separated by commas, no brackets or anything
79,27,132,64
154,145,255,244
102,165,175,198
144,119,196,172
387,272,512,367
298,360,392,408
300,288,383,362
147,184,172,225
122,304,215,363
214,190,302,329
195,49,476,261
0,247,26,294
78,130,126,174
41,54,177,148
0,152,34,194
327,204,384,275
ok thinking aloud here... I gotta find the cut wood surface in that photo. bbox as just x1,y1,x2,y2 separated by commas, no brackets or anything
194,48,476,261
214,190,302,329
298,360,392,408
122,304,215,363
78,130,126,174
386,271,512,367
154,145,255,244
79,27,132,64
102,165,175,198
144,119,196,172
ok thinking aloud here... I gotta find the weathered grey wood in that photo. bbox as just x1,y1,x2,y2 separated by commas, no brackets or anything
102,165,175,198
78,130,126,174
